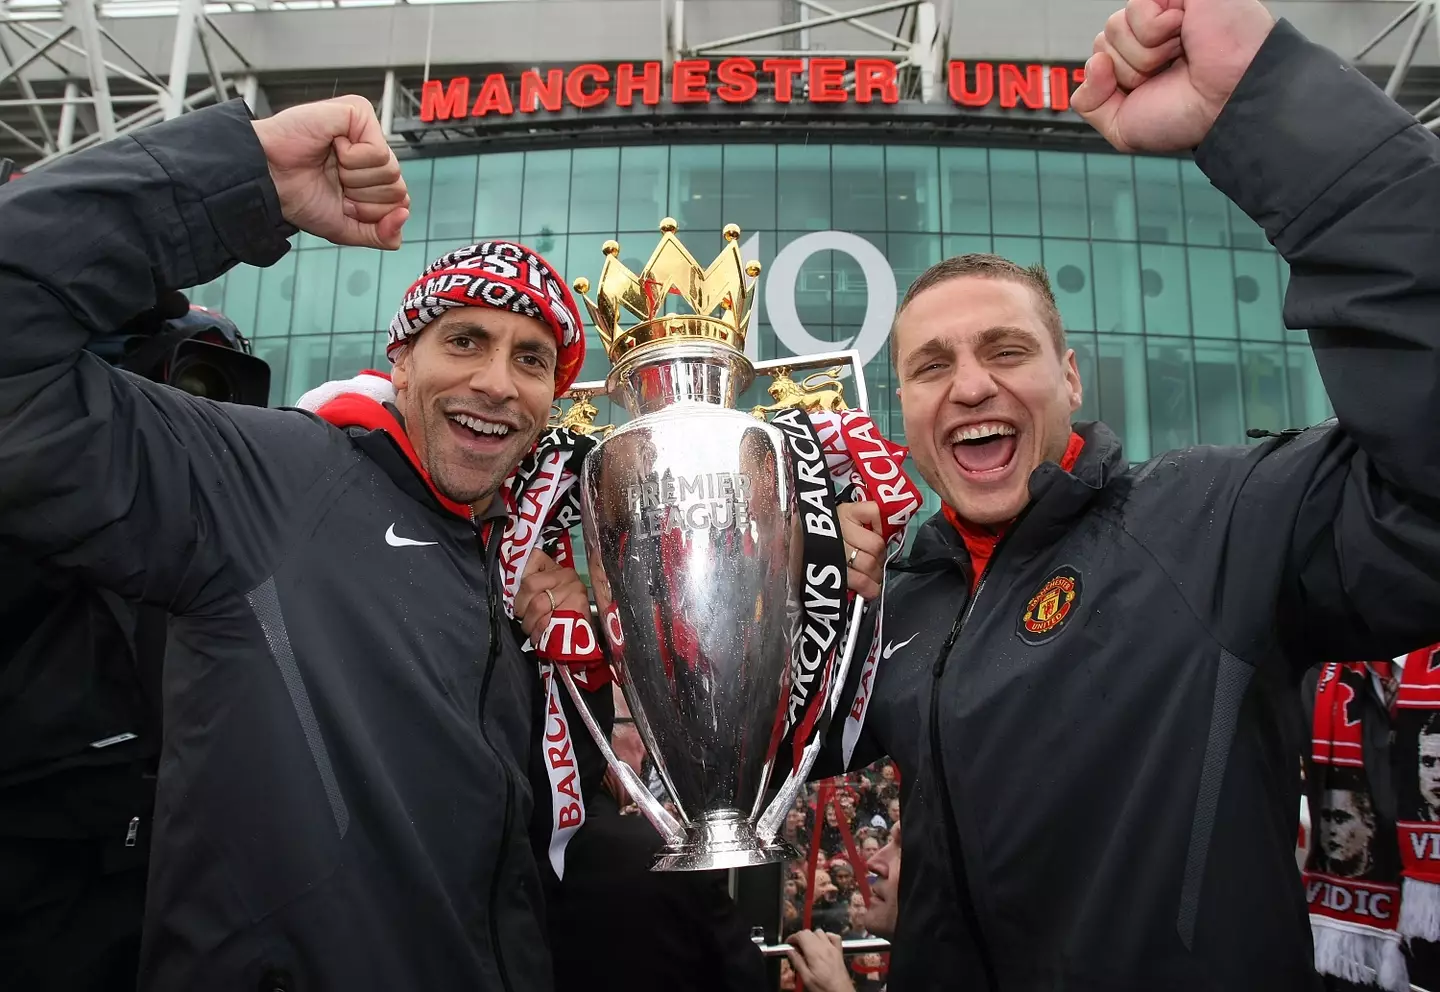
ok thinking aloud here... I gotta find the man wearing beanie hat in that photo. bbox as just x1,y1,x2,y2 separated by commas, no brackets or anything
0,93,594,992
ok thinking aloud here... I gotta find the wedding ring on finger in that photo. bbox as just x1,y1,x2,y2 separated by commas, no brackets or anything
849,546,860,566
545,588,557,612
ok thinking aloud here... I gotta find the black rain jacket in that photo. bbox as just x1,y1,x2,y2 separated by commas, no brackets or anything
0,101,564,992
830,21,1440,992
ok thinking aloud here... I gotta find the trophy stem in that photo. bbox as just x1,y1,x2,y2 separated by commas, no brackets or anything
651,811,798,872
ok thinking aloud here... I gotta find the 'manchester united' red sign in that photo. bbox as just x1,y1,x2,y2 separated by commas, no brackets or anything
419,58,1087,123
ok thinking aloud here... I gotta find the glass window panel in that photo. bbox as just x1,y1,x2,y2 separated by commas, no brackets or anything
831,233,885,328
1240,342,1289,438
1086,153,1137,241
1091,241,1143,334
886,146,940,234
568,147,620,234
992,236,1042,269
618,146,669,230
1043,238,1094,333
284,335,334,406
942,233,993,258
941,147,990,234
1227,199,1268,251
333,248,382,335
475,151,524,238
291,248,339,338
400,159,435,244
373,240,430,328
370,330,390,370
193,275,227,310
833,146,886,232
1038,152,1088,239
1286,344,1333,427
1133,156,1184,244
1180,159,1229,247
989,149,1040,236
521,149,573,237
569,232,620,294
669,145,723,233
1096,333,1151,460
1068,332,1100,424
889,233,941,304
781,231,836,331
429,156,479,243
1187,247,1237,339
1234,250,1283,341
777,145,831,230
1139,243,1191,336
1147,336,1198,452
328,332,375,382
723,145,777,235
219,264,261,339
1194,340,1243,445
252,339,289,407
256,252,297,339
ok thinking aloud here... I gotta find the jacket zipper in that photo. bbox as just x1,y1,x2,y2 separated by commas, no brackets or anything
474,526,517,992
928,510,1032,992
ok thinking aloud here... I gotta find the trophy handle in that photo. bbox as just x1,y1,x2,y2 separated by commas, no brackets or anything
556,665,687,847
754,597,869,844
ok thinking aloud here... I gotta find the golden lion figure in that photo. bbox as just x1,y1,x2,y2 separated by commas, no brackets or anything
750,367,848,419
551,393,615,438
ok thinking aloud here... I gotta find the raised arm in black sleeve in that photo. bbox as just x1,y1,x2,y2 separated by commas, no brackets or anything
0,100,344,614
1194,22,1440,662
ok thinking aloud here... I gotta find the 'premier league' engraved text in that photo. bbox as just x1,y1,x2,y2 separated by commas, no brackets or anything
626,471,753,538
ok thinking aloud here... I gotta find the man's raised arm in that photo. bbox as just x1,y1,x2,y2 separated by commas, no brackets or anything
0,97,409,612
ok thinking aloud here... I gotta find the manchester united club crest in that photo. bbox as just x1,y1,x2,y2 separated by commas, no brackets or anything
1018,567,1083,645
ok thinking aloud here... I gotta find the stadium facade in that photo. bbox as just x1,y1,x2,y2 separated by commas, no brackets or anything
4,0,1438,516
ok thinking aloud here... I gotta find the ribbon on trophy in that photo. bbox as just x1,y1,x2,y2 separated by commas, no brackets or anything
809,411,924,768
763,405,923,772
494,425,612,879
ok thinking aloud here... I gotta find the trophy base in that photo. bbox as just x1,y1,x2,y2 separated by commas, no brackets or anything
651,812,798,872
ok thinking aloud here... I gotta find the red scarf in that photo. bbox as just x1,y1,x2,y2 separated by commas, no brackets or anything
942,431,1085,592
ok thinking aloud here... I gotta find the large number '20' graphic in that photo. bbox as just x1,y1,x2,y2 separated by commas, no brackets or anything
739,231,898,370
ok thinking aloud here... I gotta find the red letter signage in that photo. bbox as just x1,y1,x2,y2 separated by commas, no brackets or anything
854,59,898,104
420,77,470,122
566,64,610,108
672,60,712,103
716,57,758,103
762,58,805,103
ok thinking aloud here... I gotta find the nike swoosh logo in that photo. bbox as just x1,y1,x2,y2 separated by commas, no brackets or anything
385,524,438,548
882,633,919,659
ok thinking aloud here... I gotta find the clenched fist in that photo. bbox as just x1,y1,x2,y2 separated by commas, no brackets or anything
1072,0,1276,153
251,94,410,250
515,550,592,644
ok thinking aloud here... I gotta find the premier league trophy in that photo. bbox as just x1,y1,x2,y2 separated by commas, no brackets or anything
557,219,868,871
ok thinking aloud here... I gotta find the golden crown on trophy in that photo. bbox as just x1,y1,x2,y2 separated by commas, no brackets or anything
572,218,762,364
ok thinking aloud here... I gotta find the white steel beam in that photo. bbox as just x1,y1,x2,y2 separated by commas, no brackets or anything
691,0,920,55
164,0,201,118
67,0,114,138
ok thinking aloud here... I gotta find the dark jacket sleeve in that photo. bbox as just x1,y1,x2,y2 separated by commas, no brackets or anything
1194,21,1440,663
0,100,342,613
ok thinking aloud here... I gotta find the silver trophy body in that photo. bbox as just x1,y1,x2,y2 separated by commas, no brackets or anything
580,341,800,870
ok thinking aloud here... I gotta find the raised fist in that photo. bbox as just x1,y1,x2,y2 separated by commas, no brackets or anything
251,94,410,250
1072,0,1276,153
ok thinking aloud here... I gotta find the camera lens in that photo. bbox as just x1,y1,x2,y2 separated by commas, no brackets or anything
170,358,235,402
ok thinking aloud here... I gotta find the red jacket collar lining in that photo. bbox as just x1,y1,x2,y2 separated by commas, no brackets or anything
312,395,473,521
942,431,1086,587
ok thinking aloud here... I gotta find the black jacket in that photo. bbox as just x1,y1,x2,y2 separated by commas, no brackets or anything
0,103,557,990
547,791,766,992
833,21,1440,992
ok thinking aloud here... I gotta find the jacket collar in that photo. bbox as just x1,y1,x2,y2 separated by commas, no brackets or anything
903,421,1126,573
309,394,476,522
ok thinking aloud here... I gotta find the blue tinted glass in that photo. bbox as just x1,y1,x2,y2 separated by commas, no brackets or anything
400,159,435,244
723,145,777,234
1240,342,1288,435
777,145,831,230
1068,332,1100,423
1044,239,1094,332
832,146,886,232
618,146,669,230
1038,152,1088,239
328,332,375,382
885,146,940,233
291,249,339,338
1193,340,1242,445
1139,243,1190,336
1091,241,1142,334
256,252,297,339
333,248,381,335
889,233,942,303
940,147,990,234
1146,336,1198,451
989,149,1040,236
1234,250,1283,341
219,265,260,340
284,336,333,406
373,240,429,329
1095,333,1151,460
1187,247,1237,339
1133,157,1183,244
669,145,723,232
992,235,1042,269
569,147,621,233
1286,344,1333,427
475,151,523,238
1180,160,1229,247
1086,153,1136,241
942,233,993,259
252,339,289,407
521,149,573,236
429,156,478,242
